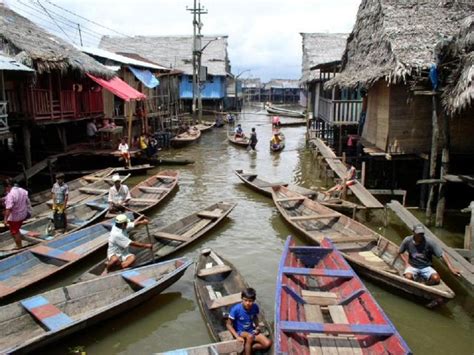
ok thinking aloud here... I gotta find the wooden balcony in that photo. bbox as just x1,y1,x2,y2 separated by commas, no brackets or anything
318,98,362,125
0,101,9,133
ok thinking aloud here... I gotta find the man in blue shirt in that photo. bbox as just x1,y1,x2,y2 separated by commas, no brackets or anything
226,288,272,355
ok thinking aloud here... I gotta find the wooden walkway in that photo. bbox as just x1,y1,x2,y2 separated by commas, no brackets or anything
311,138,383,209
387,200,474,290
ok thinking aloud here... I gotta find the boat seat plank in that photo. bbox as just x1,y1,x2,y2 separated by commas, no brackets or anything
289,213,340,221
181,219,213,238
302,290,338,306
304,304,324,323
197,210,223,219
154,232,188,242
154,175,175,180
328,236,377,244
197,265,232,277
328,305,349,324
283,266,353,278
129,198,158,204
257,182,287,188
276,197,306,202
21,295,73,331
121,269,157,288
138,186,170,193
30,245,80,262
209,250,225,265
279,321,394,336
208,292,242,310
78,187,108,194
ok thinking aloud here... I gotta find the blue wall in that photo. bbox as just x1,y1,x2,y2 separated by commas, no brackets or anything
179,75,225,99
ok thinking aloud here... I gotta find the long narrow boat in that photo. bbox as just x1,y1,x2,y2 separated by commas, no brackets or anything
171,128,201,148
270,132,286,152
235,170,364,212
0,213,138,300
158,340,243,355
106,170,179,218
195,122,216,133
77,201,236,281
279,118,306,127
194,248,272,343
227,133,250,148
0,198,109,259
275,236,412,354
271,186,455,304
0,258,191,354
266,104,305,118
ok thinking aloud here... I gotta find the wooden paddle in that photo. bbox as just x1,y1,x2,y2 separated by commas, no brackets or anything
123,206,155,263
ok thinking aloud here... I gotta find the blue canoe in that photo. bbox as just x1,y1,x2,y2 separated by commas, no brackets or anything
0,257,191,353
275,236,412,354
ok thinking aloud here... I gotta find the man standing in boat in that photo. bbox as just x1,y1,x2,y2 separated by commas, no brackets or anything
3,179,31,249
108,174,131,214
104,214,152,273
399,225,461,285
51,173,68,232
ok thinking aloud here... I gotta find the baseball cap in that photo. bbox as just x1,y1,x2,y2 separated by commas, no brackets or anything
413,225,425,235
115,214,129,224
112,174,121,182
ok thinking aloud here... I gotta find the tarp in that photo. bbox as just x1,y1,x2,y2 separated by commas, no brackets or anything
86,73,146,101
129,66,160,89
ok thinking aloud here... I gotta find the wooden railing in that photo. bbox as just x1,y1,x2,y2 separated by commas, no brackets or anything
60,90,76,118
0,101,8,132
78,91,103,116
318,98,362,125
31,89,52,118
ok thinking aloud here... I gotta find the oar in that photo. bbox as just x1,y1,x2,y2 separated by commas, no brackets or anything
123,206,155,264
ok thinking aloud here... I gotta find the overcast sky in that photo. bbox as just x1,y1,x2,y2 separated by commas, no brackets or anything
6,0,361,81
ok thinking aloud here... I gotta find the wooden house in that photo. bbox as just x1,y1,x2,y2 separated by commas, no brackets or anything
242,78,263,102
263,79,301,104
99,35,232,114
0,4,114,168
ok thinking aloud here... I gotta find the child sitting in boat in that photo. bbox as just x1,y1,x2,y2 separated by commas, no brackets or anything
234,124,245,139
271,132,282,149
226,288,272,355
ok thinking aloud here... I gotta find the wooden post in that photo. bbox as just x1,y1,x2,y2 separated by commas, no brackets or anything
463,202,474,263
426,94,439,225
48,73,53,119
127,102,133,147
22,123,32,169
361,161,366,187
435,111,450,227
342,151,346,164
338,124,343,156
420,156,429,209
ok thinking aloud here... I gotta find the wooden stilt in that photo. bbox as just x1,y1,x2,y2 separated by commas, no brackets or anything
426,94,439,225
22,123,32,169
361,161,366,187
420,157,429,209
436,111,450,227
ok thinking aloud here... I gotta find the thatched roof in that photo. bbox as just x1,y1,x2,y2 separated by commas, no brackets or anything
100,35,230,76
0,4,113,77
440,15,473,115
328,0,473,89
300,33,348,83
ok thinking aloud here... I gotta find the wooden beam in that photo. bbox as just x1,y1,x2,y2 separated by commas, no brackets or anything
289,213,340,221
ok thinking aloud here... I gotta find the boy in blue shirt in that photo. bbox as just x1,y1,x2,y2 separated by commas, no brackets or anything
226,288,272,354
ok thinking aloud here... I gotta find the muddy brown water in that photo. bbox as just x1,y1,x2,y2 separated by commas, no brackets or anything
21,105,473,354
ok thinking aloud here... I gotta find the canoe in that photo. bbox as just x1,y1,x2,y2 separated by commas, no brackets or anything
195,122,216,132
105,170,179,218
77,201,236,281
29,167,115,206
275,236,412,354
265,104,305,118
0,198,109,259
158,340,243,355
194,248,272,343
271,186,455,304
270,132,286,152
0,257,191,354
227,133,250,147
171,128,201,148
279,118,306,127
30,172,130,220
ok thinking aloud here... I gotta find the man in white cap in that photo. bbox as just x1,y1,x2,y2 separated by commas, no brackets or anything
105,214,152,273
398,224,460,285
108,174,131,213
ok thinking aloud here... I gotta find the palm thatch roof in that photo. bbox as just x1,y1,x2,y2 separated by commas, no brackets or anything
300,33,348,83
439,15,473,115
100,35,230,76
327,0,473,89
0,4,113,77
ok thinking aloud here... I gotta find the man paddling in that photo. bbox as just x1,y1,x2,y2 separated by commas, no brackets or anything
104,214,152,273
399,225,460,285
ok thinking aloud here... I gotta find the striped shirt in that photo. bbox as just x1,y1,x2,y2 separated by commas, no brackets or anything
4,186,30,222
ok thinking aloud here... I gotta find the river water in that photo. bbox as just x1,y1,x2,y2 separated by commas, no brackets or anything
35,105,472,354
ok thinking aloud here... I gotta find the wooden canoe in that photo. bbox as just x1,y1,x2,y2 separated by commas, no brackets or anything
279,118,306,127
195,122,216,132
133,157,195,166
77,201,236,281
270,132,286,152
0,198,109,259
158,340,243,354
227,133,250,147
235,169,363,212
266,104,305,118
0,257,191,354
106,170,179,218
271,186,455,304
194,248,273,343
275,236,412,354
171,128,201,147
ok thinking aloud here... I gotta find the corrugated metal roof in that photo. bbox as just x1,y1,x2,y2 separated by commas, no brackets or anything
79,46,170,71
0,53,34,71
99,35,230,76
300,33,348,83
264,79,300,89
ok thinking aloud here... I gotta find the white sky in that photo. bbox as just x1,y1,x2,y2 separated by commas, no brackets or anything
5,0,361,81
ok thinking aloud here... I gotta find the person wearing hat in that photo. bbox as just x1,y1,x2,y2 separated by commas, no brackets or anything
51,173,69,232
398,224,460,285
108,174,131,213
3,178,31,248
105,214,152,273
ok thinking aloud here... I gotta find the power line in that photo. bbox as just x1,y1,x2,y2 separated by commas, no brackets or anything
34,0,73,43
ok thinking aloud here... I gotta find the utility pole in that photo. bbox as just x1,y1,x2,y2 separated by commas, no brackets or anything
187,1,207,123
77,24,83,46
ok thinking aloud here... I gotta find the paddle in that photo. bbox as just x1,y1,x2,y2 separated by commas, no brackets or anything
123,206,155,264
